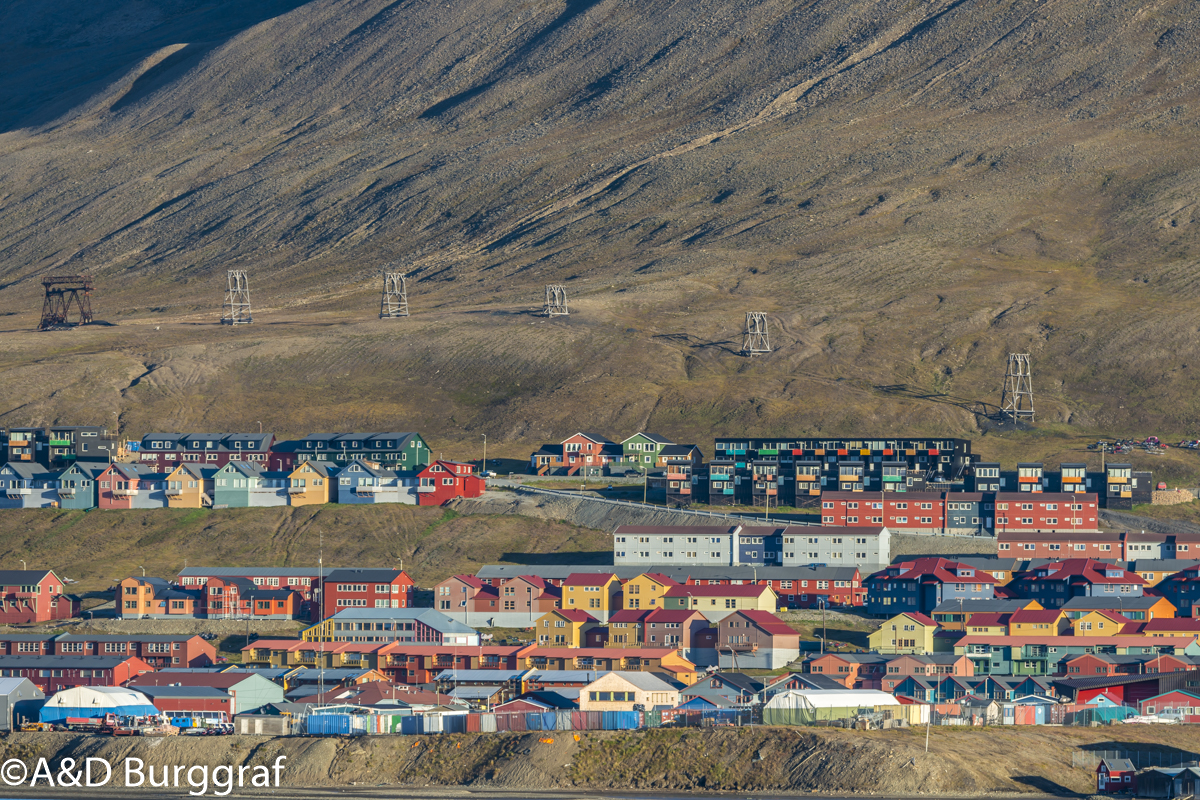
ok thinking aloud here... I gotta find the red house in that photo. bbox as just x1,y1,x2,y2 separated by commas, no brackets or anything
992,492,1100,534
199,577,306,620
820,491,946,533
1097,759,1137,793
559,433,620,475
0,570,79,624
139,686,234,720
137,433,274,471
96,462,168,509
49,634,215,669
0,654,153,692
416,461,485,506
320,569,415,620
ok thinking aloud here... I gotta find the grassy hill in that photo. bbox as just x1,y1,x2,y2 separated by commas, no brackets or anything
0,505,611,601
1,0,1200,447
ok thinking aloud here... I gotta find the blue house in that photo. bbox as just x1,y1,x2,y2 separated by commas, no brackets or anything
0,463,62,509
866,558,997,616
55,463,106,510
335,459,416,505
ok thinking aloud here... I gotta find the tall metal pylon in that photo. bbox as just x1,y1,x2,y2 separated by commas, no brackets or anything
741,312,771,356
38,276,94,330
1001,353,1035,422
222,270,252,325
544,284,568,317
380,269,409,318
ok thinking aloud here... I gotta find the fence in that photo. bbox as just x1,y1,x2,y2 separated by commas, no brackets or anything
1072,750,1200,770
289,701,1187,738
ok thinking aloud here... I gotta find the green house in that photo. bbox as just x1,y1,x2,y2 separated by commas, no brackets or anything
620,433,673,468
212,462,290,508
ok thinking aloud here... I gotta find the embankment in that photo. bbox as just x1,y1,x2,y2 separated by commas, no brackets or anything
453,491,997,559
4,724,1196,794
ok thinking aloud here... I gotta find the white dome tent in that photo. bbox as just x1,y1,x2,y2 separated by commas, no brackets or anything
39,686,161,723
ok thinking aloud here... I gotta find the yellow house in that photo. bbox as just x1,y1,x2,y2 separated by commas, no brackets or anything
1008,608,1071,636
868,612,940,654
164,463,216,508
661,583,777,621
535,609,599,647
1074,609,1129,636
287,460,338,506
962,612,1010,636
623,572,679,610
561,573,621,623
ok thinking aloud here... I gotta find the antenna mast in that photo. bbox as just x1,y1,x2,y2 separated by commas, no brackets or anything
741,312,771,356
1000,353,1035,422
380,268,409,318
543,285,568,317
222,270,252,325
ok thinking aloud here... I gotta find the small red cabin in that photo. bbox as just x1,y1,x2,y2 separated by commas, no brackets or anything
1097,759,1137,793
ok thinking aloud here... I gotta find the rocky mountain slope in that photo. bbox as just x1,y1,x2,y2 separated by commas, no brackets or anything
1,0,1199,441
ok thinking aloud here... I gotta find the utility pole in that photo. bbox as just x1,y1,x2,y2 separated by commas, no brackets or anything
481,434,487,475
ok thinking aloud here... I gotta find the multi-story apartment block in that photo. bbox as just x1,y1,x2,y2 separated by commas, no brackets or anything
865,558,998,616
5,426,119,469
712,436,975,493
1005,559,1145,609
272,432,430,471
137,433,274,470
613,524,890,568
992,492,1099,533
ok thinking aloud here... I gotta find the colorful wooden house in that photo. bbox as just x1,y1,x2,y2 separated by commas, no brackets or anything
560,433,620,476
0,463,62,509
535,609,599,647
335,459,415,505
54,463,105,510
561,573,622,623
868,612,941,654
117,576,201,619
286,460,338,506
416,460,485,506
622,572,679,610
97,462,169,509
212,462,289,508
1008,608,1071,636
164,463,217,508
619,433,673,469
1097,759,1137,793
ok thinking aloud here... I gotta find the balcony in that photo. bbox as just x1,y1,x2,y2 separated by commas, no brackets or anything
354,485,382,494
666,472,688,481
416,486,436,493
287,486,306,494
15,454,31,461
113,488,140,496
725,643,759,652
48,439,71,447
165,489,183,496
7,439,28,446
56,488,76,497
6,488,31,496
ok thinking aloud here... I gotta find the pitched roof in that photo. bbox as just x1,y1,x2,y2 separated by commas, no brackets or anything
870,558,998,585
734,610,798,636
964,613,1010,627
1009,609,1065,624
638,572,680,587
608,609,651,624
1061,596,1164,610
663,584,772,598
644,608,705,623
1020,559,1144,585
324,568,409,583
552,609,598,624
932,599,1035,614
0,570,58,585
562,573,618,587
593,671,678,693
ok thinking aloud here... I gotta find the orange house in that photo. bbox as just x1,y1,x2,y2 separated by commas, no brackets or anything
201,577,304,619
117,576,201,619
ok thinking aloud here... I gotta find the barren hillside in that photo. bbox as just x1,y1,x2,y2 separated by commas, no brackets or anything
2,0,1200,444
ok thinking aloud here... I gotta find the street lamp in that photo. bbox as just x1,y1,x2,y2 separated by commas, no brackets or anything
818,599,827,654
139,566,146,577
19,560,26,571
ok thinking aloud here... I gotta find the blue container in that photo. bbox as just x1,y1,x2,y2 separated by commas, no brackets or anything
307,714,353,735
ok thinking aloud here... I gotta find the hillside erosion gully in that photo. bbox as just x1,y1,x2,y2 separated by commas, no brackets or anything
0,725,1183,793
